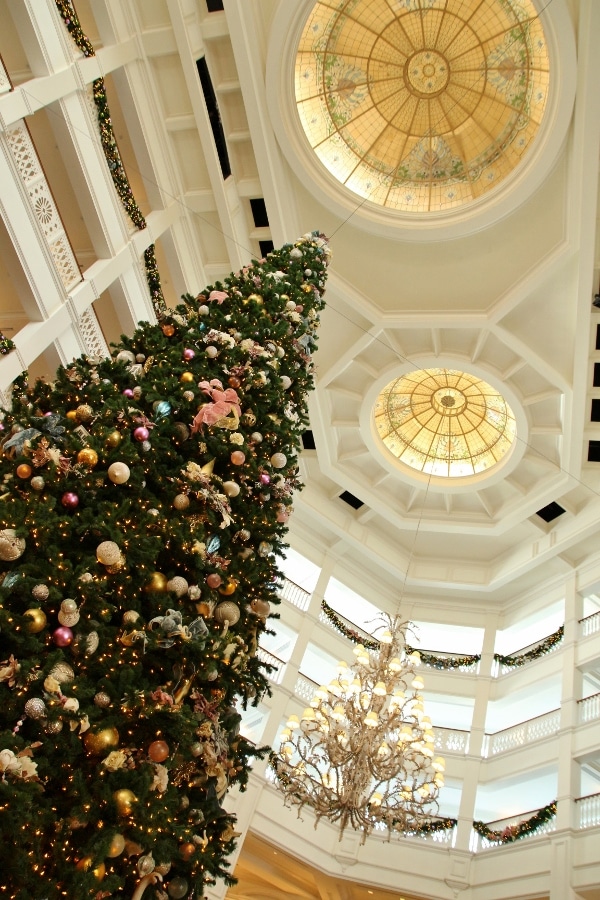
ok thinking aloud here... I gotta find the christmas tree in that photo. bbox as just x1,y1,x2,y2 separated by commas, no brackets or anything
0,233,330,899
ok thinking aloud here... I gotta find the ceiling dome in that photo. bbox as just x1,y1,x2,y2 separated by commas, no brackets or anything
374,369,517,478
295,0,550,212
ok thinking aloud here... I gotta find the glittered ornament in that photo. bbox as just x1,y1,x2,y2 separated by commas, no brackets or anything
75,404,93,422
167,576,189,597
58,598,80,627
122,610,140,625
250,598,271,618
107,462,130,484
206,346,218,358
85,631,99,655
214,601,240,626
24,698,46,719
31,584,49,601
84,726,119,755
94,691,111,708
133,386,143,400
24,608,47,633
16,464,32,479
251,431,263,443
182,390,195,402
258,541,273,557
148,740,169,762
141,440,151,452
242,410,257,427
116,350,135,365
77,447,98,468
270,452,287,468
173,493,190,511
0,529,26,561
45,719,63,735
280,375,292,390
172,422,190,442
96,541,121,566
30,475,45,491
161,324,175,337
49,662,75,683
52,626,73,647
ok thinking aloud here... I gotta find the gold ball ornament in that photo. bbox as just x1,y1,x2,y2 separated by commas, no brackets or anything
113,788,137,816
94,691,111,708
76,857,106,880
31,583,49,601
218,579,238,596
107,834,126,857
0,529,26,562
180,372,194,383
214,600,240,626
222,481,240,498
16,463,32,479
179,843,196,861
24,608,47,633
66,410,77,421
144,572,168,592
173,493,190,511
83,726,119,756
247,293,263,305
77,448,98,468
105,430,122,448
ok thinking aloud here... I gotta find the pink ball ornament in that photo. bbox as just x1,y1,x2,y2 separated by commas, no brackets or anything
277,507,290,523
230,450,245,465
53,626,74,647
61,491,79,510
206,573,222,589
260,472,271,485
148,740,170,762
133,426,150,442
183,348,195,361
122,388,134,398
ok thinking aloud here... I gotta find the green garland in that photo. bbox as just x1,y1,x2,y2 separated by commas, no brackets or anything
473,801,556,844
320,601,481,670
0,333,15,356
493,626,564,669
54,0,166,317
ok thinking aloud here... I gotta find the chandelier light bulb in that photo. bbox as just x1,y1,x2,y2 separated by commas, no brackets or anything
411,675,425,690
302,707,316,722
370,792,384,806
348,677,362,695
410,651,421,666
363,711,379,728
286,714,300,730
279,728,291,743
389,657,402,672
352,643,365,657
373,681,387,696
332,705,346,721
433,757,446,772
379,629,393,644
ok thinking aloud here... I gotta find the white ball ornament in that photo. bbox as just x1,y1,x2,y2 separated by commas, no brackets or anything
167,576,189,597
222,481,240,498
108,462,130,484
198,305,209,315
270,452,287,469
206,346,218,358
280,375,292,390
115,350,136,365
285,300,296,311
251,432,263,443
290,247,302,259
96,541,121,566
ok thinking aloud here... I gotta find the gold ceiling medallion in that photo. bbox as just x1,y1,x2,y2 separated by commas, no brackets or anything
295,0,549,212
374,369,517,478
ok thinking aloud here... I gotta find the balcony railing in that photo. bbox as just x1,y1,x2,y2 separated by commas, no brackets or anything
277,578,311,611
578,692,600,724
257,647,286,685
575,792,600,829
471,806,556,851
482,709,561,757
579,610,600,638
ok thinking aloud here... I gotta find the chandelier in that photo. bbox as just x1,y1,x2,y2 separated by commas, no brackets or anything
271,616,445,841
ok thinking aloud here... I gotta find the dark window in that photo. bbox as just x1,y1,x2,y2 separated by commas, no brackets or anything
302,430,316,450
196,57,231,179
536,502,565,523
259,240,274,257
596,325,600,350
594,363,600,387
250,198,269,228
592,399,600,422
339,491,364,510
206,0,224,11
588,441,600,462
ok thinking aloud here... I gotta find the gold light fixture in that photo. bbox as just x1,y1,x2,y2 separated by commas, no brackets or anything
272,617,445,841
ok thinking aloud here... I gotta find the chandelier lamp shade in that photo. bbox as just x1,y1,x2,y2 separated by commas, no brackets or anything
272,617,445,841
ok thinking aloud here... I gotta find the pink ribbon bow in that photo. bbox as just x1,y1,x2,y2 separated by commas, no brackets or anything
191,380,241,432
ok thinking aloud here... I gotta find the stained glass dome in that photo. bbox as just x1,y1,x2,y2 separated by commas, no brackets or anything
374,369,517,477
295,0,550,212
